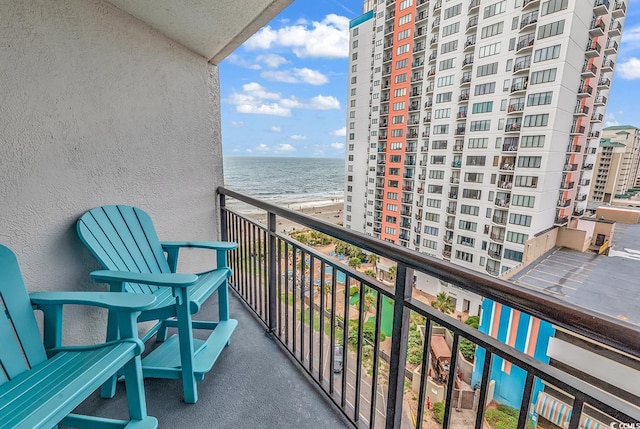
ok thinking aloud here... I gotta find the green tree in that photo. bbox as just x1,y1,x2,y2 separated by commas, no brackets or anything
349,257,362,269
388,265,397,280
364,269,376,278
431,292,454,314
368,253,378,268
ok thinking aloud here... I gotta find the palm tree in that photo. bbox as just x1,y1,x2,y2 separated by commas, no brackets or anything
388,265,397,281
431,292,454,314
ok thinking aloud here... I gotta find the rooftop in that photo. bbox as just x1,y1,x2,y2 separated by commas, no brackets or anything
510,223,640,327
603,125,639,131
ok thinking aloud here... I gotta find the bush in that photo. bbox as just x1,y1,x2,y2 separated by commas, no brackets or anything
364,269,376,278
432,402,444,425
465,315,480,329
459,338,476,362
485,405,535,429
349,286,359,296
406,328,424,364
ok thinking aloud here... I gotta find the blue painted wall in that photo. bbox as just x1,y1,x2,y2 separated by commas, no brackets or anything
472,299,554,412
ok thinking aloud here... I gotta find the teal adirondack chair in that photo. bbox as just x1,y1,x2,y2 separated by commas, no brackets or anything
77,205,238,404
0,244,157,429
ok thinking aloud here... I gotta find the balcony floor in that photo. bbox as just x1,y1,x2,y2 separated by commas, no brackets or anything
72,290,353,428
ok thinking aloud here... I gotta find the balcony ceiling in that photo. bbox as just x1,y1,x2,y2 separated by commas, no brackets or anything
105,0,294,63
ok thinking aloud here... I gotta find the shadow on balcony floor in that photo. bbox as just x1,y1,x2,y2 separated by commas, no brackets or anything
72,290,353,429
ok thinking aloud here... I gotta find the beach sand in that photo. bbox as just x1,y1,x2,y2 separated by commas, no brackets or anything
247,202,344,232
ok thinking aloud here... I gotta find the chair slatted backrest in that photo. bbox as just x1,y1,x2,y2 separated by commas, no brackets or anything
77,206,172,294
0,245,48,385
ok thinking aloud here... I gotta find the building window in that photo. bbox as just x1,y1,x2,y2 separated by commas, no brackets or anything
464,172,484,183
458,235,475,247
386,203,398,211
478,42,501,58
437,75,455,87
534,44,561,62
523,114,549,127
503,249,524,262
517,156,542,168
444,4,462,19
477,62,499,77
472,101,493,114
481,22,504,39
429,169,445,179
537,20,565,39
455,250,474,263
511,195,535,207
474,82,496,96
483,1,506,18
541,0,568,16
527,91,553,106
442,22,460,37
425,198,442,208
514,175,538,188
433,125,449,134
520,135,545,148
507,231,529,244
431,140,448,150
439,58,455,71
460,204,480,216
462,189,482,199
423,239,438,249
441,41,458,54
436,92,453,103
425,212,440,222
399,13,412,26
509,213,532,226
466,156,486,166
530,69,557,85
470,120,491,132
468,138,488,148
424,226,439,236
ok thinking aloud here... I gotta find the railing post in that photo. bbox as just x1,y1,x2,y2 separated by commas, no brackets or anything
219,193,228,242
386,263,413,429
267,212,277,334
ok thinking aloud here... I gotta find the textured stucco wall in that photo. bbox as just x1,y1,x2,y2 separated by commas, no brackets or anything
0,0,224,343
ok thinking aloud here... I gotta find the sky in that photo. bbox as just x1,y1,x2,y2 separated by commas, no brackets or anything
219,0,640,158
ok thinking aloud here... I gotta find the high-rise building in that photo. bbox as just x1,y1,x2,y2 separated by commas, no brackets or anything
344,0,628,277
589,125,640,203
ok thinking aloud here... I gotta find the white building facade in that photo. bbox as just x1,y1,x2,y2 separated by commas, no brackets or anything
344,0,627,281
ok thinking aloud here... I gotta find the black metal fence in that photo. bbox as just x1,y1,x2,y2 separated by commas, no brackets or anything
218,187,640,429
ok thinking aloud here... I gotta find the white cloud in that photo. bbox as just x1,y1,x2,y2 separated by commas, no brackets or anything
244,14,350,58
605,112,621,127
275,144,296,152
621,25,640,47
227,82,339,116
291,135,307,140
256,144,270,152
309,95,341,110
261,68,329,85
617,58,640,79
256,54,288,68
270,126,282,132
225,54,261,70
331,127,346,136
331,142,345,150
231,121,244,128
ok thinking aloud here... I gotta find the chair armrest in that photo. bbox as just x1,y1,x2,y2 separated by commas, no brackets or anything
90,270,199,288
161,241,238,251
29,292,156,312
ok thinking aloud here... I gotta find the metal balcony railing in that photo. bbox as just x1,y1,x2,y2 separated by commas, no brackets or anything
219,188,640,429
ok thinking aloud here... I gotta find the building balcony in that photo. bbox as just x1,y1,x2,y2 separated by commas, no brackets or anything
455,127,466,136
462,56,474,68
516,34,535,53
522,0,540,10
469,0,481,11
466,17,478,31
564,163,579,172
495,198,510,208
558,199,572,208
602,59,615,72
464,37,476,51
570,125,586,135
458,93,470,102
431,17,440,29
492,215,508,225
460,75,472,85
581,63,598,78
589,18,606,36
510,80,528,94
588,131,601,139
594,95,608,106
574,105,589,116
577,84,593,97
561,181,576,190
555,215,569,225
612,0,627,18
519,11,538,31
591,113,604,122
584,42,602,58
490,232,505,243
568,145,582,153
513,58,531,74
609,20,622,36
488,248,502,260
505,122,522,133
605,40,619,55
508,103,525,114
453,143,464,151
594,0,610,15
598,78,612,89
583,163,594,170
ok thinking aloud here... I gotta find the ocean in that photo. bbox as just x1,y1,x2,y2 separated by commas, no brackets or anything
223,157,345,213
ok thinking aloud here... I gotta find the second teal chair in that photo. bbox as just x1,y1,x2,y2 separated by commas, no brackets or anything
77,205,238,404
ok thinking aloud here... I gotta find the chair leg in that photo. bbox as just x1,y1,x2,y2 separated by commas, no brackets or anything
219,282,231,346
101,311,120,398
156,320,169,342
176,289,198,404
